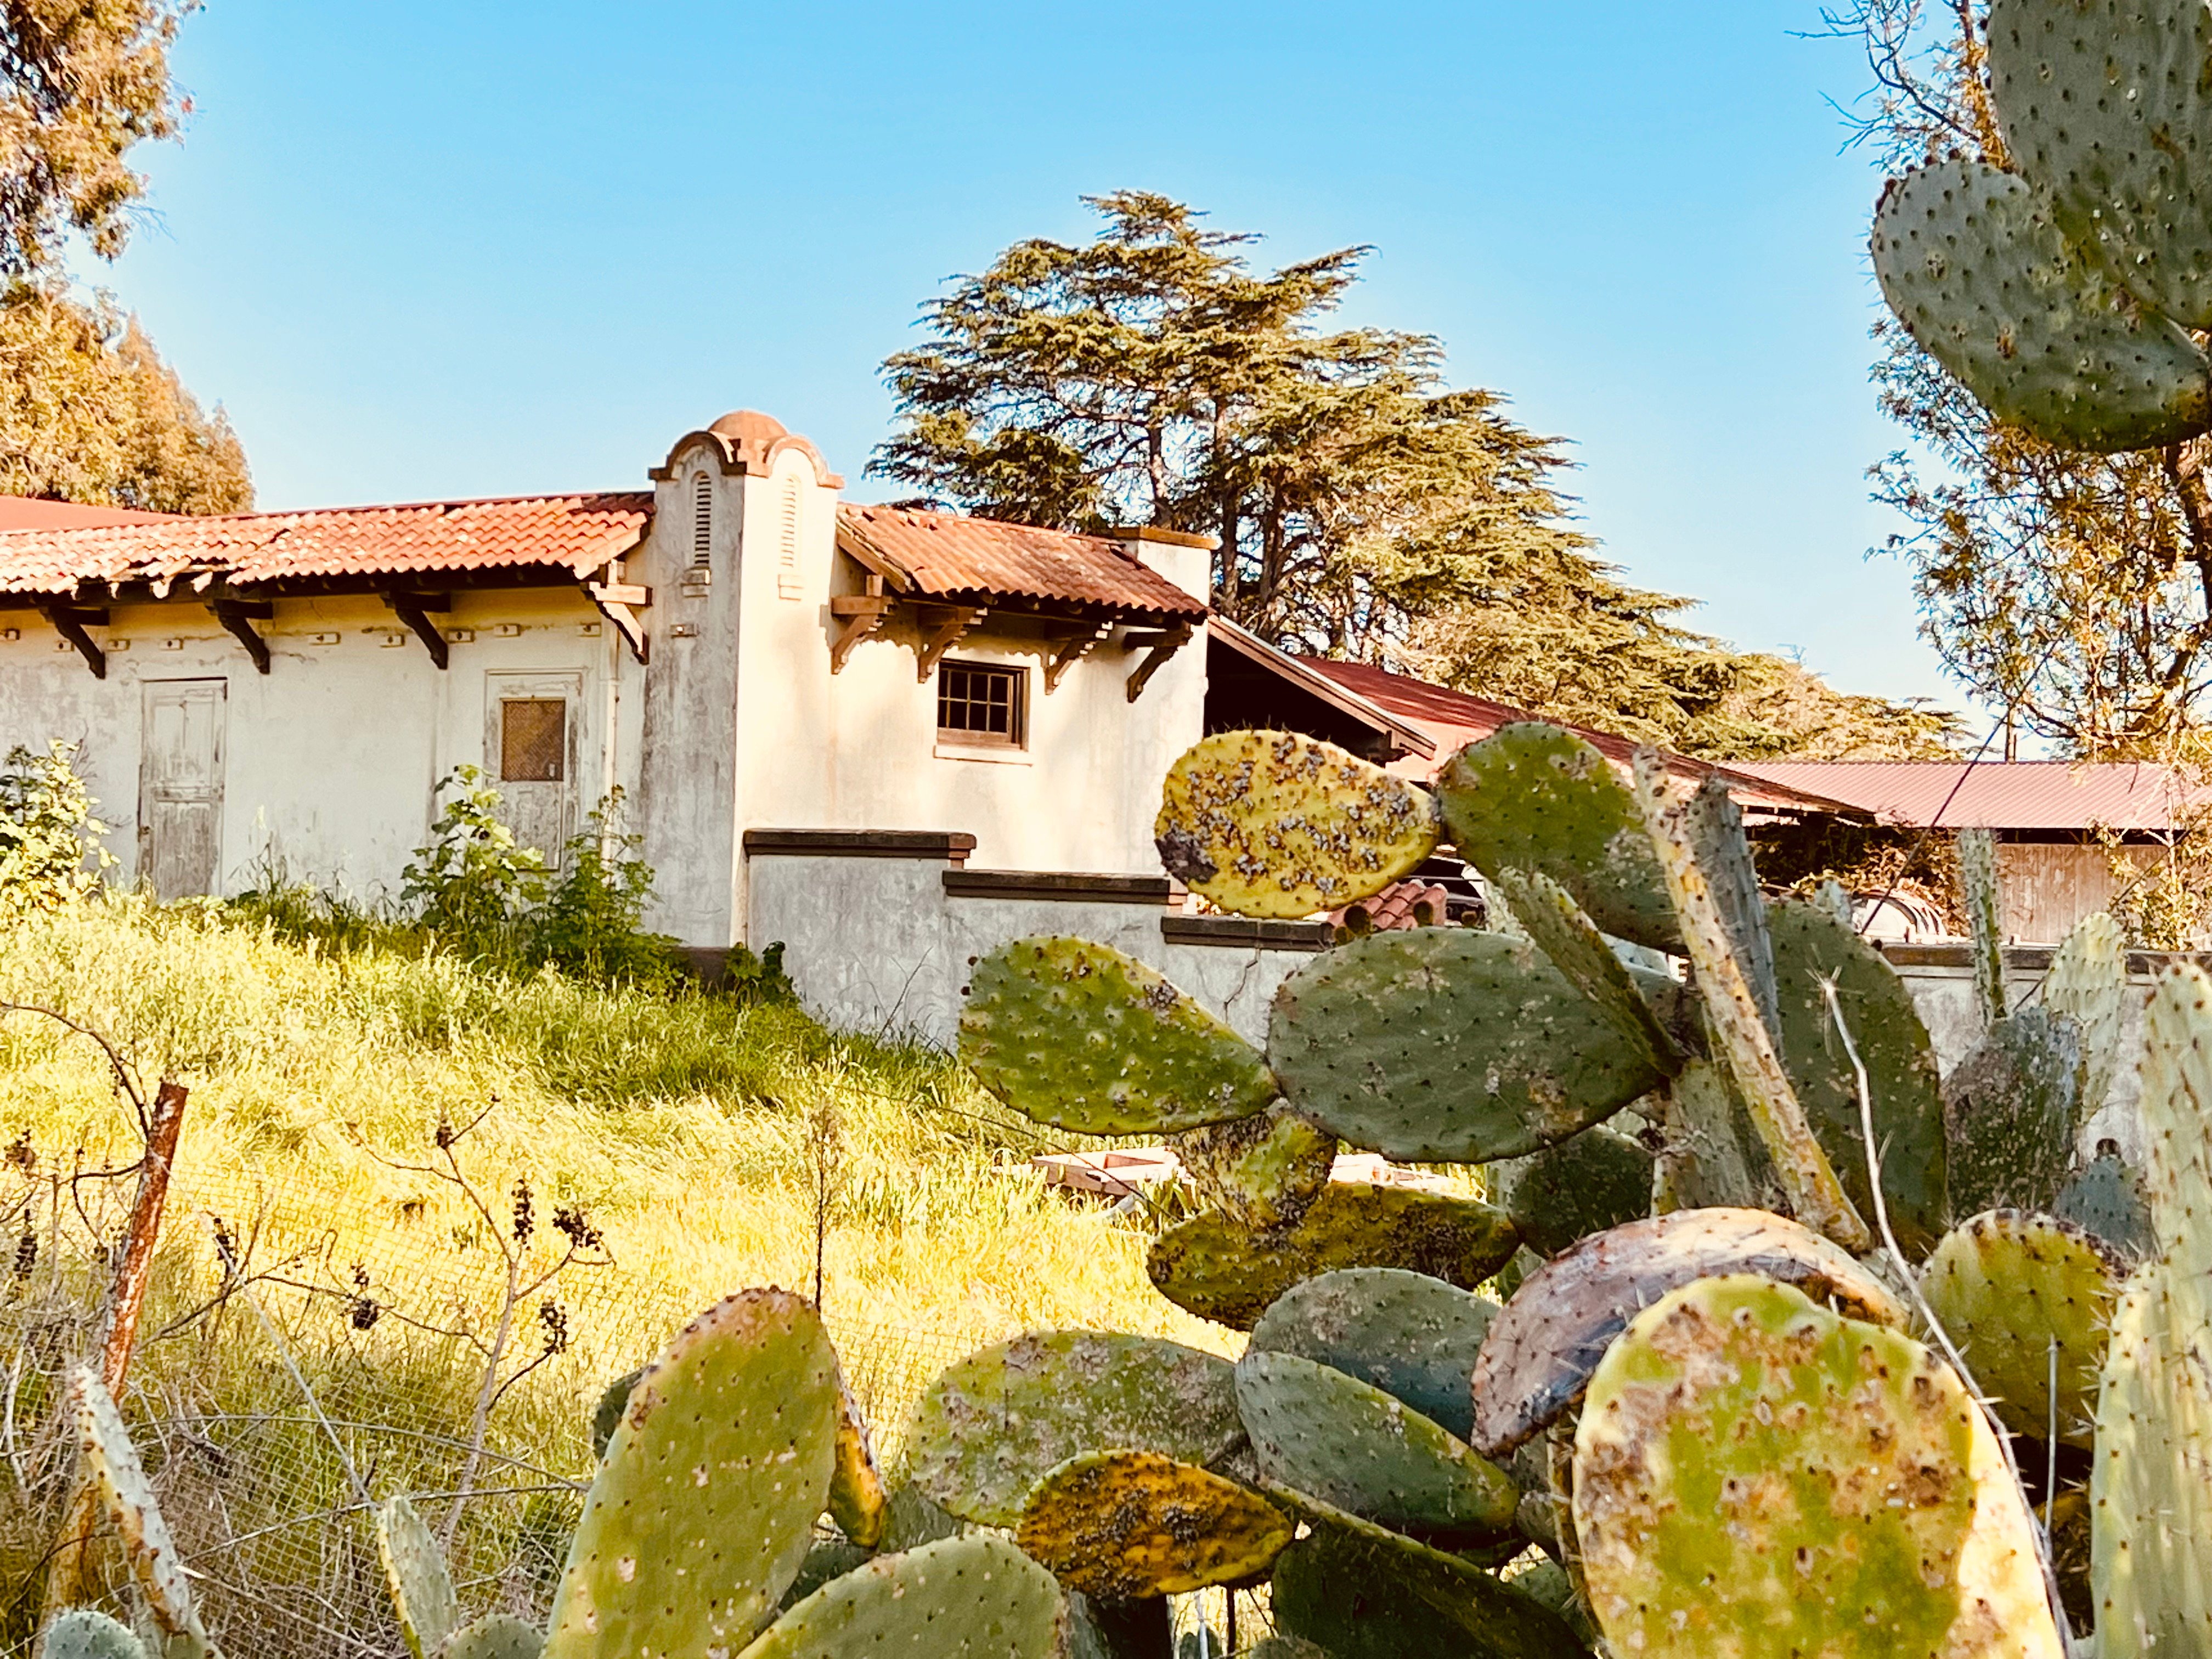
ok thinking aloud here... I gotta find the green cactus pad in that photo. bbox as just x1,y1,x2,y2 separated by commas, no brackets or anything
437,1614,543,1659
1653,1060,1778,1214
1248,1267,1497,1442
1767,898,1949,1255
1271,1524,1586,1659
1269,928,1667,1164
1943,1007,2082,1216
1154,730,1439,919
828,1372,888,1548
738,1535,1064,1658
1497,1125,1654,1260
1921,1209,2119,1446
877,1484,965,1553
1436,724,1675,951
1466,1207,1908,1458
2046,909,2127,1121
1014,1450,1294,1600
544,1288,842,1659
781,1543,873,1612
1874,157,2211,452
1148,1182,1520,1331
1957,826,2007,1030
1488,867,1680,1077
1175,1103,1338,1229
377,1495,459,1659
1235,1350,1518,1542
588,1365,642,1462
2051,1144,2155,1260
903,1330,1241,1527
1575,1276,2062,1659
70,1365,206,1648
43,1611,146,1659
960,936,1276,1135
1989,0,2212,329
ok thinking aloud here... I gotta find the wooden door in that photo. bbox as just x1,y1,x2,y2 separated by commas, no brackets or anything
486,673,582,865
138,680,227,898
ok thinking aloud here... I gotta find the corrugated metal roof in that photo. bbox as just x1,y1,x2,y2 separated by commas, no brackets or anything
1300,657,1867,817
1729,759,2212,832
836,503,1207,618
0,493,653,597
0,496,182,531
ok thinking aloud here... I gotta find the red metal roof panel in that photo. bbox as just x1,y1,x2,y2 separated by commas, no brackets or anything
837,503,1206,618
1728,759,2212,832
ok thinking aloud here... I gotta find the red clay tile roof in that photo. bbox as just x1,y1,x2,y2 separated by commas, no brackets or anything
0,493,653,598
0,496,183,531
1328,881,1454,936
1729,759,2212,832
836,503,1207,618
1299,656,1866,818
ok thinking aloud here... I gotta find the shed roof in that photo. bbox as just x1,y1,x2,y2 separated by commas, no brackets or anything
0,496,183,531
835,503,1207,618
1728,759,2212,832
0,493,653,598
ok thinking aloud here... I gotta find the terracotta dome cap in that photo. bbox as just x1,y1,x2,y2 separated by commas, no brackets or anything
708,410,788,443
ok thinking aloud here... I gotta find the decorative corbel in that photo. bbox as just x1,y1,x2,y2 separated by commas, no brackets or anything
585,578,652,664
914,603,986,682
1044,623,1111,693
1124,622,1194,702
206,594,273,675
382,591,452,669
38,602,108,679
830,590,892,673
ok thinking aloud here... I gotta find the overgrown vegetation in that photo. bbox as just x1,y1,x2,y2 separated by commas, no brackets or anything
0,740,111,915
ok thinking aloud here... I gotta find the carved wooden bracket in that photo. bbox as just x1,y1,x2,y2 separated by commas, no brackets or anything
585,579,652,664
1045,624,1111,693
830,593,892,673
383,591,452,669
1125,622,1194,702
38,603,108,679
915,603,986,682
206,596,273,675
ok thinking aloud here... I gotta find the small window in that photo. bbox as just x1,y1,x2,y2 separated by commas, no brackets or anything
691,473,713,566
938,661,1026,747
501,698,567,782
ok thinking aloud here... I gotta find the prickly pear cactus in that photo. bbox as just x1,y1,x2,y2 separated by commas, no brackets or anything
1269,1523,1583,1659
1435,724,1676,950
587,1365,641,1461
1249,1267,1497,1442
1496,1124,1654,1259
69,1364,210,1653
1573,1276,2064,1659
739,1536,1065,1658
438,1613,543,1659
2046,910,2127,1121
377,1495,459,1659
1958,828,2008,1029
1014,1451,1294,1600
1943,1006,2081,1216
1268,927,1666,1163
2051,1143,2155,1260
42,1610,146,1659
960,936,1277,1134
1488,866,1681,1077
828,1372,889,1549
543,1289,842,1659
1173,1103,1337,1229
904,1331,1242,1527
1468,1208,1908,1458
1920,1209,2120,1446
1154,730,1438,918
1147,1182,1519,1330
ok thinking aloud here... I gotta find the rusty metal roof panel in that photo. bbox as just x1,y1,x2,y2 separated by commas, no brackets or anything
836,502,1206,617
1729,759,2212,832
0,493,654,597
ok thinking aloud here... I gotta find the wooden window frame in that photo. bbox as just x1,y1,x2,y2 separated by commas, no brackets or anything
936,658,1028,749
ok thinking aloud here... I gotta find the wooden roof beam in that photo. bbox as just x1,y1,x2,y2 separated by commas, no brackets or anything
207,596,273,675
1125,622,1194,702
383,591,452,670
38,603,106,679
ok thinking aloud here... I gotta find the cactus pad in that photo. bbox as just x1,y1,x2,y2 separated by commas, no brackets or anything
2052,1144,2155,1260
1489,866,1680,1076
1248,1267,1496,1442
1872,157,2211,451
1269,928,1666,1163
1148,1182,1519,1330
1436,724,1676,950
1237,1349,1517,1541
1466,1207,1908,1457
544,1289,841,1659
1943,1007,2081,1216
1988,0,2212,330
828,1371,888,1548
1498,1124,1655,1259
1959,827,2007,1029
1154,730,1439,918
738,1536,1065,1658
438,1614,543,1659
960,936,1276,1135
1654,1059,1778,1214
1270,1523,1585,1659
42,1611,146,1659
377,1495,459,1659
586,1365,642,1462
2046,910,2127,1121
1014,1451,1294,1600
1768,898,1949,1255
1921,1209,2119,1446
1573,1275,2063,1659
903,1330,1241,1527
70,1365,206,1647
1175,1103,1338,1229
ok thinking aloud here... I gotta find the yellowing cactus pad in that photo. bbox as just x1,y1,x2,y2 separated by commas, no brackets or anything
1015,1451,1293,1600
1155,730,1437,919
738,1536,1064,1658
1573,1276,2063,1659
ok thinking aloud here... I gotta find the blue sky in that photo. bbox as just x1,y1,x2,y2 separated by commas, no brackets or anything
97,2,1974,719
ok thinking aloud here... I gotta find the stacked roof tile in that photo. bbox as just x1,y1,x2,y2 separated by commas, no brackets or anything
836,503,1207,618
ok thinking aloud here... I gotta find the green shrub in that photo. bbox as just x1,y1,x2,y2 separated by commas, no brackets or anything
400,765,549,952
528,789,679,988
0,741,110,914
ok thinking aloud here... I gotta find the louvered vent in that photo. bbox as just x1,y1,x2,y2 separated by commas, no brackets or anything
779,475,800,569
691,473,713,566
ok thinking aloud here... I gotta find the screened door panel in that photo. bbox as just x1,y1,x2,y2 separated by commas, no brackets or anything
484,673,583,863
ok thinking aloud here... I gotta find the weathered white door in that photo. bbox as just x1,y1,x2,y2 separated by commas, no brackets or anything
138,680,226,898
485,673,583,865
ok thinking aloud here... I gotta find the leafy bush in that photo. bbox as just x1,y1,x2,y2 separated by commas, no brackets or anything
400,766,549,951
0,741,110,913
527,789,679,988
